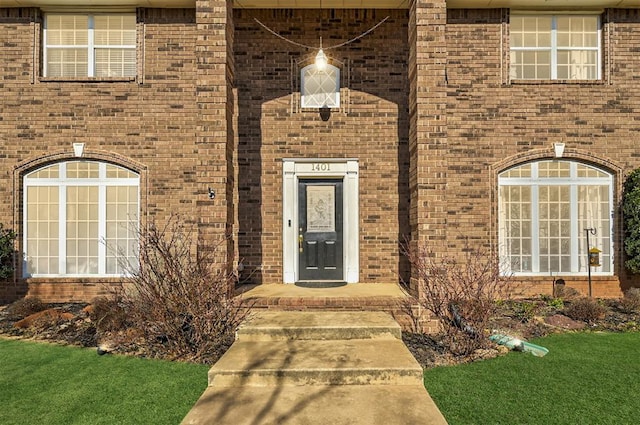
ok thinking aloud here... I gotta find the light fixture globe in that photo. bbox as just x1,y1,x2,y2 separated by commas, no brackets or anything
315,48,328,71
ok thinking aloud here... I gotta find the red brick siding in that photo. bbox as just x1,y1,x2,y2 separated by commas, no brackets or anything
233,9,410,284
3,5,640,304
0,6,233,303
443,8,640,297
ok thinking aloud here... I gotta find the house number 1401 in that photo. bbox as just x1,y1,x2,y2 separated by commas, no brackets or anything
311,163,330,172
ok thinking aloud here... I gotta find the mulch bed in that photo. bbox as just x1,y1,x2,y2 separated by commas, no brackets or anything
1,296,639,367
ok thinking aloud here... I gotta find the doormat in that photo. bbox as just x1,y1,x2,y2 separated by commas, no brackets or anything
295,281,348,288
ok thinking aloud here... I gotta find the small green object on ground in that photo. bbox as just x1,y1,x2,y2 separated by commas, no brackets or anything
489,333,549,357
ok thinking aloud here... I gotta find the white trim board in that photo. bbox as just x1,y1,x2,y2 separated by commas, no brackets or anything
282,158,359,283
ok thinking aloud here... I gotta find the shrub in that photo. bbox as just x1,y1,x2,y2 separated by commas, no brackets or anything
512,300,540,323
5,296,47,321
564,297,607,323
553,285,581,301
539,294,565,310
0,223,16,279
89,296,129,333
117,217,251,364
401,241,511,356
620,288,640,313
623,169,640,274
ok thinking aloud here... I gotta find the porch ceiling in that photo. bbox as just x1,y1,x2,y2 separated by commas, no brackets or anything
1,0,638,10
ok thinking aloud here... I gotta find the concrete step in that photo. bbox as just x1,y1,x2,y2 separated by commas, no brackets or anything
209,339,423,386
237,311,402,341
181,384,448,425
182,310,448,424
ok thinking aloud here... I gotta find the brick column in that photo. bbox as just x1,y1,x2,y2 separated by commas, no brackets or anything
195,0,235,272
408,1,448,292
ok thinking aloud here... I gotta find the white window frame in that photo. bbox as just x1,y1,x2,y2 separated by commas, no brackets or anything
498,160,614,276
43,13,136,78
23,161,140,277
301,63,340,109
510,14,602,80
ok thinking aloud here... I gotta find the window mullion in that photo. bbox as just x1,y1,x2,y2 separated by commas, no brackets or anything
43,23,49,77
550,16,558,79
59,184,67,276
597,17,602,80
98,183,107,275
88,15,95,77
531,185,540,273
607,180,614,272
570,184,579,273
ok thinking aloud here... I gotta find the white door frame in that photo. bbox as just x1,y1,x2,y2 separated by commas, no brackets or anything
282,158,359,283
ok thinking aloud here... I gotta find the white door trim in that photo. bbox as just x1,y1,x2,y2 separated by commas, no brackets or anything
283,158,359,283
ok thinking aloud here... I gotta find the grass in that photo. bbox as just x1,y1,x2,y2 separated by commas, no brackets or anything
0,338,209,425
424,332,640,425
3,333,639,424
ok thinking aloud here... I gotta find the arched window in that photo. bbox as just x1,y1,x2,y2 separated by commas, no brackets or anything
301,63,340,108
24,161,139,276
498,160,613,275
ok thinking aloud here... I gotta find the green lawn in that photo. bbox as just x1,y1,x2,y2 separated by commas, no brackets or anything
0,338,209,425
424,332,640,425
3,333,639,425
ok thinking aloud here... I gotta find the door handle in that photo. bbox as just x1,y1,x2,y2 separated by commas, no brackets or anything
298,232,304,253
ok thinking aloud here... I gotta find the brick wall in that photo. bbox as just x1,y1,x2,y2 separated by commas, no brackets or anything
408,0,448,296
442,8,640,297
0,5,233,303
233,9,411,285
194,0,236,267
3,4,640,304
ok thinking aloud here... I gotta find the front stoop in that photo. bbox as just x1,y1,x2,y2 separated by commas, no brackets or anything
181,311,448,425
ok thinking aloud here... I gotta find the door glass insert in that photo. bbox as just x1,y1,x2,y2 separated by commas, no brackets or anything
306,185,335,233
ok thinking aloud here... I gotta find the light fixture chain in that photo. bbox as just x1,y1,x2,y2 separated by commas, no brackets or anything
254,18,316,50
253,15,390,52
324,16,389,51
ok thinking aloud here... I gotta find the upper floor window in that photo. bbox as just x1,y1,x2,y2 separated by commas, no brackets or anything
301,63,340,108
510,14,601,80
499,160,613,276
24,161,139,277
43,14,136,78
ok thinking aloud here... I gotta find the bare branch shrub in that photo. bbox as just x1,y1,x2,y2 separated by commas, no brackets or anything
395,286,423,334
90,295,129,333
620,288,640,313
401,241,511,356
5,296,47,321
553,284,581,301
564,297,607,323
118,217,251,364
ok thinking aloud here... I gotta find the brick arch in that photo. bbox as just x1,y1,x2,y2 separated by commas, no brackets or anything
13,149,148,215
491,147,623,177
13,149,147,177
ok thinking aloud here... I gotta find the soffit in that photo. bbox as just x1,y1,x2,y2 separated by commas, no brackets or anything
1,1,638,10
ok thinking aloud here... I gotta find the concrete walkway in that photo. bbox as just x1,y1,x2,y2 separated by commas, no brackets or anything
181,311,448,425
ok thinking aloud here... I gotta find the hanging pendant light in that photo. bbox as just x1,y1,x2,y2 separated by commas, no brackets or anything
253,0,389,69
315,48,328,71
